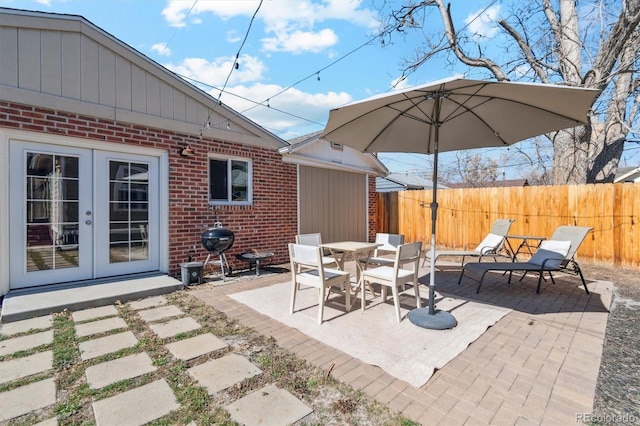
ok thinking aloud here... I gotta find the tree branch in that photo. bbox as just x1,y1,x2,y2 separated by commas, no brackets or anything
498,19,550,83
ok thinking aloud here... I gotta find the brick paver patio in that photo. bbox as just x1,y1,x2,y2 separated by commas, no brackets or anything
192,263,612,425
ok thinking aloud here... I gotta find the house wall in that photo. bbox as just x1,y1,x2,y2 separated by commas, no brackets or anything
0,10,281,149
0,100,298,277
298,166,367,243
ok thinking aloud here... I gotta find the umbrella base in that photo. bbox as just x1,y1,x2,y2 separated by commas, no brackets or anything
408,308,457,330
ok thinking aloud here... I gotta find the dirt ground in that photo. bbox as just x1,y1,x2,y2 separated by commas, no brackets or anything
581,262,640,422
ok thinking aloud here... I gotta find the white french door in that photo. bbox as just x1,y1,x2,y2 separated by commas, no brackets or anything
9,141,159,289
94,151,159,277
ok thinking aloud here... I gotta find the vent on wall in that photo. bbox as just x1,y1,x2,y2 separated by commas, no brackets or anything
330,142,343,151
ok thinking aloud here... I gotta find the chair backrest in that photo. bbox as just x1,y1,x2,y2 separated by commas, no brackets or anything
474,219,515,254
395,241,422,276
289,243,320,269
490,219,516,236
474,233,505,254
374,233,405,255
529,240,572,268
548,226,593,260
296,233,322,246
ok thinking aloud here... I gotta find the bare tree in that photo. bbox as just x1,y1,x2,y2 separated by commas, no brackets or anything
439,152,499,186
377,0,640,184
504,137,554,185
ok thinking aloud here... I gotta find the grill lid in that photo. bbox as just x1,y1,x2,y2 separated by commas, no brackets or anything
201,224,235,255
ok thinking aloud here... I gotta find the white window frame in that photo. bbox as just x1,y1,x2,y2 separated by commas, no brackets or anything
208,154,253,206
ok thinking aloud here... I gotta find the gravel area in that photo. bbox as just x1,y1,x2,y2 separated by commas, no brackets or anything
583,263,640,424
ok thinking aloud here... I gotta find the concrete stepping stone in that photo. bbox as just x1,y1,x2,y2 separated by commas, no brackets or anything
149,317,201,339
79,331,138,361
166,333,228,361
0,315,53,336
129,296,167,311
225,384,313,425
138,305,183,323
75,317,128,338
0,330,53,356
0,350,53,385
92,378,179,426
85,352,156,389
188,353,262,395
0,377,56,422
72,305,118,323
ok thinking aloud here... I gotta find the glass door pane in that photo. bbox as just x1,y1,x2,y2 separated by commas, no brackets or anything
25,153,80,271
108,161,149,263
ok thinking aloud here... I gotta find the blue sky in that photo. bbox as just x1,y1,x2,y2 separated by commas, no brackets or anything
2,0,638,176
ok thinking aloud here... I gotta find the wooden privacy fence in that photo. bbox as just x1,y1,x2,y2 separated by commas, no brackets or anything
376,183,640,268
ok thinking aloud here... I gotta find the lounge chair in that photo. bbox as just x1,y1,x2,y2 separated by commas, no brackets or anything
422,219,515,267
459,226,593,294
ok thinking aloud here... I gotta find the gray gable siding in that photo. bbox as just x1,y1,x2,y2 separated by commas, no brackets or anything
0,8,285,150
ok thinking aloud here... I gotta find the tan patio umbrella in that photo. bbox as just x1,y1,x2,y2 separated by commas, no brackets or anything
320,77,599,329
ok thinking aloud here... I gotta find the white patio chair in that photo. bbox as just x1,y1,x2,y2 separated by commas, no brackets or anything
422,218,515,267
361,241,422,322
295,233,338,269
288,243,351,324
358,233,405,268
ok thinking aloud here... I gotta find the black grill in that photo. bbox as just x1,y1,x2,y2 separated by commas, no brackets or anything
201,226,235,255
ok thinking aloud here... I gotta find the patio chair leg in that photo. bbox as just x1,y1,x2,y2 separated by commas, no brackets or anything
575,263,590,294
290,280,297,314
536,273,543,294
391,284,401,322
318,287,326,324
344,278,351,311
476,272,488,293
549,272,556,284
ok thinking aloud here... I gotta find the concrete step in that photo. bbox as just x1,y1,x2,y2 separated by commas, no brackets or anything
1,274,183,323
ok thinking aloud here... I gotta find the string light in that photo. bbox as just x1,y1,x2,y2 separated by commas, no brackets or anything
199,0,264,135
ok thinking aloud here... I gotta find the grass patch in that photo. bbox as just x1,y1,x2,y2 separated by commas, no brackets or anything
3,286,417,425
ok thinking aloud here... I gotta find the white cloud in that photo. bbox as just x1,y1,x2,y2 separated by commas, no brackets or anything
262,28,338,54
164,54,267,87
151,42,171,57
464,4,501,39
211,83,352,135
161,0,379,54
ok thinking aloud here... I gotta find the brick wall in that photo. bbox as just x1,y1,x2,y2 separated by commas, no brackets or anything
0,101,299,278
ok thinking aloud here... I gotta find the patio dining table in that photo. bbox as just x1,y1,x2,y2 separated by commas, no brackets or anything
319,241,382,301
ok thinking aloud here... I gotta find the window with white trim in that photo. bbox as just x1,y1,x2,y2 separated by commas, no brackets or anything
208,155,252,205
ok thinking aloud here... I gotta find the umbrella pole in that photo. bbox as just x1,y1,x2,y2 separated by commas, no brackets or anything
428,140,438,316
408,92,457,330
